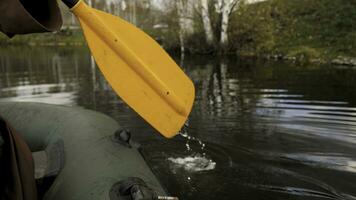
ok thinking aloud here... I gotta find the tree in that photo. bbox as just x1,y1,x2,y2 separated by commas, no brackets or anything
176,0,196,53
215,0,241,52
199,0,242,52
201,0,215,47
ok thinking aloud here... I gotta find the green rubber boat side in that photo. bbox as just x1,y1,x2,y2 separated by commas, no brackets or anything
0,102,166,200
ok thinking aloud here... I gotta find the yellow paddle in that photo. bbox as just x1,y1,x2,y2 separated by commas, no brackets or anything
62,0,195,138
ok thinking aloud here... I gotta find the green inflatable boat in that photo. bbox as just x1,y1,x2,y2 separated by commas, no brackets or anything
0,102,170,200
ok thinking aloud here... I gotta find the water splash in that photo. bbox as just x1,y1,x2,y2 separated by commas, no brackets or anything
179,120,206,154
168,155,216,172
167,120,216,172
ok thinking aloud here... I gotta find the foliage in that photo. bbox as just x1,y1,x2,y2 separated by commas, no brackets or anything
286,46,321,61
167,0,356,59
0,0,355,61
229,1,276,54
263,0,356,60
143,6,181,51
0,28,85,46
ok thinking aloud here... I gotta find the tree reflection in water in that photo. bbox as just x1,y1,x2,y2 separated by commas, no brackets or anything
1,47,356,200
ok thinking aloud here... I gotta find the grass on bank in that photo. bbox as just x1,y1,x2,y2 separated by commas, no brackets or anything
0,28,85,46
230,0,356,61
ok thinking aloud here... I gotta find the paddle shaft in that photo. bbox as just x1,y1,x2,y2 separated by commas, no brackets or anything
61,0,188,116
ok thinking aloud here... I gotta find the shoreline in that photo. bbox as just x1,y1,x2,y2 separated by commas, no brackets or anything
236,51,356,67
1,38,356,67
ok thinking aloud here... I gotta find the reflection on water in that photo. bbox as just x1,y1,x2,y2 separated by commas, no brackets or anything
1,47,356,200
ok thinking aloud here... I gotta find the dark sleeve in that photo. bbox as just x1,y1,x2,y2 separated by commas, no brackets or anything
0,0,62,37
0,117,38,200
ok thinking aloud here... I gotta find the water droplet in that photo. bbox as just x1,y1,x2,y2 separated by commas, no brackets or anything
175,119,216,172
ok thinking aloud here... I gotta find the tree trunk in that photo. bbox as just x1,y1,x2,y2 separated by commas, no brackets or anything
218,0,240,53
176,0,186,54
176,0,196,54
201,0,215,46
184,0,195,36
219,4,230,51
132,0,137,25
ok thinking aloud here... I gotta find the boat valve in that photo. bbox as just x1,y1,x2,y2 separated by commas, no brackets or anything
113,129,132,147
110,177,177,200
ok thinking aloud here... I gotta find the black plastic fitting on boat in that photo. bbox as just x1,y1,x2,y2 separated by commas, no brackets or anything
109,177,156,200
113,129,132,148
109,177,179,200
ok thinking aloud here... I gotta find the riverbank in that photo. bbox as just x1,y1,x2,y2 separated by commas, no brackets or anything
1,0,355,66
237,52,356,67
231,0,356,66
2,31,355,66
0,28,85,46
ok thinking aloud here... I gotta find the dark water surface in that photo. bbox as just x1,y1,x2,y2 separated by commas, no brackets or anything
1,47,356,200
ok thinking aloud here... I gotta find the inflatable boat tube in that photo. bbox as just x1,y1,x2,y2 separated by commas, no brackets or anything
0,102,167,200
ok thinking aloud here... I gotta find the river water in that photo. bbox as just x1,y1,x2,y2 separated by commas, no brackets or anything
1,46,356,200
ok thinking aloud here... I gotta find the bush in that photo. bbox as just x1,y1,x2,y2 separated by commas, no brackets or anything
286,46,321,61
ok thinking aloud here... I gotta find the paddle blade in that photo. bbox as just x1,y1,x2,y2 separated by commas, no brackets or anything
73,2,195,138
